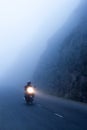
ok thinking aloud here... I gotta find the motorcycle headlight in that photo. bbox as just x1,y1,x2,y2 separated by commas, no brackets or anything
27,87,34,94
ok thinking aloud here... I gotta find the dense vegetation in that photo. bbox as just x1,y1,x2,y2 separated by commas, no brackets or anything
33,2,87,103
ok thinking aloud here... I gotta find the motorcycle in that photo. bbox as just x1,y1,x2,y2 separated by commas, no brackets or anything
24,86,35,104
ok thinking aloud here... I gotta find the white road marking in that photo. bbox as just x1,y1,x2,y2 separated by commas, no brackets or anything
54,113,64,118
37,103,64,119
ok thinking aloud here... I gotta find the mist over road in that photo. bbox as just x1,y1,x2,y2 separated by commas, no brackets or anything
0,88,87,130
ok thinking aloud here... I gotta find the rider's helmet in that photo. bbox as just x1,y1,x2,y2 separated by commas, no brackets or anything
27,81,31,86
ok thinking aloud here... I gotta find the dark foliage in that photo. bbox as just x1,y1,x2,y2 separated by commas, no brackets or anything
33,2,87,103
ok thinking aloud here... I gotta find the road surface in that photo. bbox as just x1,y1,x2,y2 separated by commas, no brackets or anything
0,88,87,130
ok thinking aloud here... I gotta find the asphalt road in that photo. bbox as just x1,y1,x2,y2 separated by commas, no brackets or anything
0,88,87,130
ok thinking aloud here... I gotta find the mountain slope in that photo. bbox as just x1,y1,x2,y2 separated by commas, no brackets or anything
33,2,87,102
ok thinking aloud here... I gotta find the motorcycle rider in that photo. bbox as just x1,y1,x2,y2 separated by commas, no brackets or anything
24,81,35,98
24,81,32,91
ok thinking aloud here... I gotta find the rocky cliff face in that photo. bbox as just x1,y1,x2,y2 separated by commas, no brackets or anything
33,2,87,102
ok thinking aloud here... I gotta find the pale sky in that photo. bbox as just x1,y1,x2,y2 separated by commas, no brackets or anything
0,0,81,79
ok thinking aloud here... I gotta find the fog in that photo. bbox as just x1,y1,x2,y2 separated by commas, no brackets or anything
0,0,81,87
